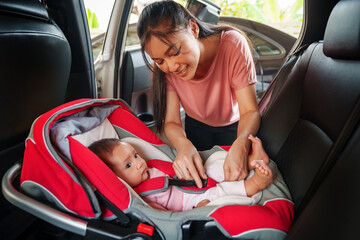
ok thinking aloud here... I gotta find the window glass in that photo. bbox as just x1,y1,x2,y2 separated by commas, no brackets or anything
213,0,303,38
83,0,116,60
245,32,281,56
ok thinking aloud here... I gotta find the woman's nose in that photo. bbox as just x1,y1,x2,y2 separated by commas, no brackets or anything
166,58,179,73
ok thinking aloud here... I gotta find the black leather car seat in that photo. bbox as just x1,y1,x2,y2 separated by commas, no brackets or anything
0,0,71,238
258,0,360,221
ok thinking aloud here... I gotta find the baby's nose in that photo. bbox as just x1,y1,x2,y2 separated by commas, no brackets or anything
135,159,142,169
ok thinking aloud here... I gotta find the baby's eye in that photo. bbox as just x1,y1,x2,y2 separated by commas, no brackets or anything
126,163,132,169
134,153,138,158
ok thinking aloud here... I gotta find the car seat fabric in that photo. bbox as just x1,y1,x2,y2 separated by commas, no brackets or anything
258,0,360,217
20,98,294,239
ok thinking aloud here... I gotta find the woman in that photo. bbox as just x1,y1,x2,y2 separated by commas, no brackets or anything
137,0,260,188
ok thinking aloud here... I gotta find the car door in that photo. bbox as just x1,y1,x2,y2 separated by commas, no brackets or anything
92,0,157,124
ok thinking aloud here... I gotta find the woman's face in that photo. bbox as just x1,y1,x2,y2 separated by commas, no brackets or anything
144,20,200,81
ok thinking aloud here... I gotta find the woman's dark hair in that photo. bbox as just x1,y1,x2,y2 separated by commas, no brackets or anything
137,0,251,133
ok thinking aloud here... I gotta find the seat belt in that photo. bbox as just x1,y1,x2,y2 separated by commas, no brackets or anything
259,44,309,115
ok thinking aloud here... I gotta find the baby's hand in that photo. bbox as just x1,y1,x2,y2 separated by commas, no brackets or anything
195,199,210,208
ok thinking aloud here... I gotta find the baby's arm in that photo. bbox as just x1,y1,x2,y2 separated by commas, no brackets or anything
195,199,210,208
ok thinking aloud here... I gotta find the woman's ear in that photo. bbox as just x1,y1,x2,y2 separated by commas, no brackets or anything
188,19,199,39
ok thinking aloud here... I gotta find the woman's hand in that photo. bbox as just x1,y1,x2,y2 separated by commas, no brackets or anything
164,91,207,188
223,139,249,181
173,141,207,188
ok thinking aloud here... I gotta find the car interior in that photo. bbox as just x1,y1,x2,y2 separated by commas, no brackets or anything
1,0,359,239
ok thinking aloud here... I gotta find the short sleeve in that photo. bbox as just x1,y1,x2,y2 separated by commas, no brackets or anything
227,31,257,90
165,75,176,92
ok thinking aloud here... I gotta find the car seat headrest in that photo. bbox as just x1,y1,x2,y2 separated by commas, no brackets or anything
323,0,360,60
0,0,49,21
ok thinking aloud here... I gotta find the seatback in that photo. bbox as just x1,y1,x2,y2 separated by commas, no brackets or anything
258,0,360,217
0,0,71,238
44,0,97,101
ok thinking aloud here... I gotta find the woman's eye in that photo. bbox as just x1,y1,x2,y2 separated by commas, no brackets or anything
134,153,138,158
126,163,132,169
173,47,181,56
155,60,164,65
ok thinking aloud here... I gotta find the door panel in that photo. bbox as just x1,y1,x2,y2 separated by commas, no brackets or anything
121,47,154,125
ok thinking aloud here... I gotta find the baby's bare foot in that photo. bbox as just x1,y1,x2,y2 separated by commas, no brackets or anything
250,160,273,190
248,135,270,166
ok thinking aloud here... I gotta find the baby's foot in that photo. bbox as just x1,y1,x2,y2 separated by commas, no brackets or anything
248,134,270,165
250,160,273,190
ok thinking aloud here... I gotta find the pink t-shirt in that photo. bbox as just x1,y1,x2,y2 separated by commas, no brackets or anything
166,30,257,127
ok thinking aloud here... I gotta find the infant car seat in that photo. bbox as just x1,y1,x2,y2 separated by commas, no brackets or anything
20,98,293,239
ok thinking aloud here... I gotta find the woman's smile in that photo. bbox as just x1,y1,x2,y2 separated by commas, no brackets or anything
176,65,189,78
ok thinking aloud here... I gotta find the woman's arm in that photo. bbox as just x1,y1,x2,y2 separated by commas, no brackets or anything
164,91,207,188
224,84,260,181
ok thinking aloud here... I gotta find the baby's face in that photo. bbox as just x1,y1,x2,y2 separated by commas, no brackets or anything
109,142,149,187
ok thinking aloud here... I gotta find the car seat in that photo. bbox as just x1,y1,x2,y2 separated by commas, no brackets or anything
15,98,293,240
258,0,360,221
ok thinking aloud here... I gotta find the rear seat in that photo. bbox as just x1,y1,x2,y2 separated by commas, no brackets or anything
0,0,71,238
258,0,360,225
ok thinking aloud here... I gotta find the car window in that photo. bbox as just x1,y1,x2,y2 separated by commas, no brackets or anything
83,0,116,61
214,0,303,38
125,0,303,48
246,31,281,56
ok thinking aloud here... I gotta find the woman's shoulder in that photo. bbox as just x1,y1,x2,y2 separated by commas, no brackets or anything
221,29,248,46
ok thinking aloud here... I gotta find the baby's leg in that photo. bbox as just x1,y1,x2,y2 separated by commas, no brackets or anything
248,134,270,170
244,160,273,197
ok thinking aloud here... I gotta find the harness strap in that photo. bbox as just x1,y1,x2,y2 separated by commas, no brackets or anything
168,178,208,188
134,159,218,196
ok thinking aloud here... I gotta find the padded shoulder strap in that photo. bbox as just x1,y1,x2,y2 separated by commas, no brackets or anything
134,176,169,197
146,160,175,176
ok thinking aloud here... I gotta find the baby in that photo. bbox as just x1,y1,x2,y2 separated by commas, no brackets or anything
88,135,273,211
